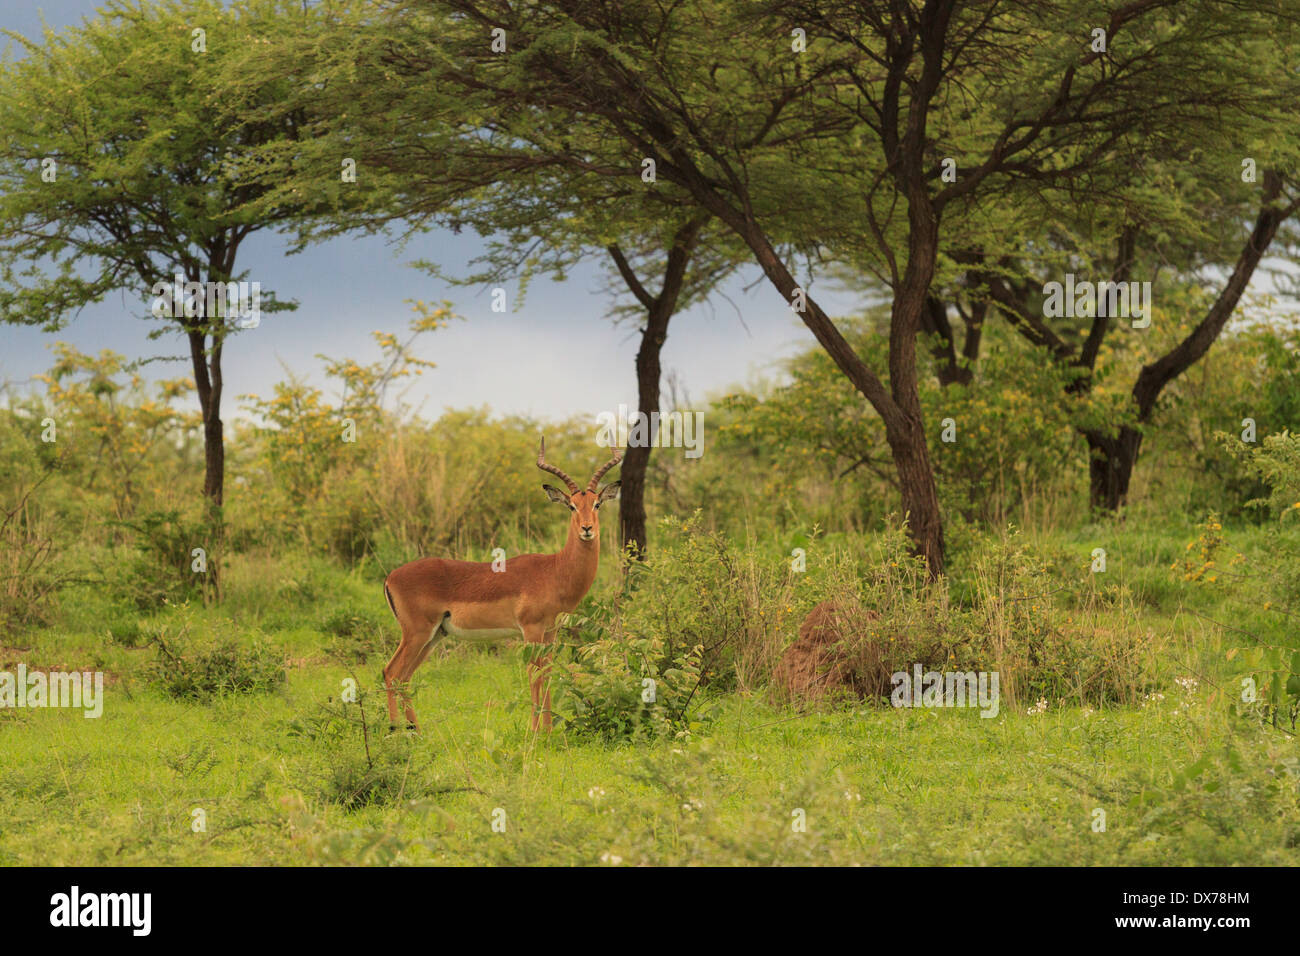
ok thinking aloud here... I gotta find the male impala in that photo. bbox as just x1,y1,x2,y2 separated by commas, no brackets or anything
381,438,621,733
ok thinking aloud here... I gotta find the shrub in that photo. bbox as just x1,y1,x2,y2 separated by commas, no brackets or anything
610,513,848,694
768,527,1157,710
1169,512,1244,585
111,509,213,610
1220,430,1300,521
962,535,1156,707
320,603,387,637
1220,430,1300,609
549,604,710,740
102,611,144,648
288,694,436,810
0,473,67,631
142,615,285,701
319,603,391,663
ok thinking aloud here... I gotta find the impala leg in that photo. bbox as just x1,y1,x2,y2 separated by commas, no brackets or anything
524,625,557,732
399,635,441,728
527,659,548,731
382,647,402,730
383,619,438,732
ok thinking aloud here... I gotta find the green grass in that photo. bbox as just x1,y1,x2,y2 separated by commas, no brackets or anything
2,519,1298,866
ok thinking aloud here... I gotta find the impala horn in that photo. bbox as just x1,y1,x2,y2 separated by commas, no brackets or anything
586,444,623,493
537,437,579,494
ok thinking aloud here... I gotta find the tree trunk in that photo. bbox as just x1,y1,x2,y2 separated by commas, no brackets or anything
1085,182,1288,513
187,320,225,601
887,416,946,572
885,190,946,576
607,218,704,560
661,113,947,574
188,327,225,507
202,413,224,504
619,303,668,558
1083,425,1142,512
689,202,946,576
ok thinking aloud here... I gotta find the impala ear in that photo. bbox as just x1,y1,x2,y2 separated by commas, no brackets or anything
542,484,572,505
595,481,621,507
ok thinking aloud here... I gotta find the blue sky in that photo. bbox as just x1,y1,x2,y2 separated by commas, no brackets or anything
0,1,863,425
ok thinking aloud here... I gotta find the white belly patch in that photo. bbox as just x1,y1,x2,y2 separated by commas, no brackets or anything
442,618,522,643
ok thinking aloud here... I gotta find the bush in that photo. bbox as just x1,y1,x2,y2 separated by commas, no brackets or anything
142,614,285,701
550,602,711,740
960,534,1157,707
765,527,1156,710
0,473,66,631
319,602,391,663
288,695,436,810
102,610,144,648
1221,430,1300,521
610,513,848,694
112,509,213,611
320,603,387,637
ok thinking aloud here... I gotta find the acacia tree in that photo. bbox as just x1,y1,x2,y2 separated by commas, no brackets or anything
0,0,327,546
347,0,1289,576
980,161,1300,510
216,0,1293,573
794,3,1300,510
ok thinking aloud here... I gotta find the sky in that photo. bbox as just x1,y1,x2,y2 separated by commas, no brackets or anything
0,1,866,427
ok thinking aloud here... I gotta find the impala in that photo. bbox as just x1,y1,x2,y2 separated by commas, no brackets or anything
381,438,622,733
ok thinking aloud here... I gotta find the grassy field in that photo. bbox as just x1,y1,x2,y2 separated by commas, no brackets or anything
3,518,1297,866
4,0,1300,877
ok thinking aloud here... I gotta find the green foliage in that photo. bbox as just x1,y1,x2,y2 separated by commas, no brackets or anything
549,612,710,741
1122,742,1300,857
111,509,213,610
1229,644,1300,733
613,513,843,693
0,472,66,632
320,604,384,638
720,320,1082,528
142,614,285,701
958,534,1157,707
5,0,1300,870
1254,328,1300,430
1154,325,1300,517
0,0,315,328
319,603,390,664
288,696,437,811
1221,429,1300,521
925,344,1080,524
102,610,144,648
